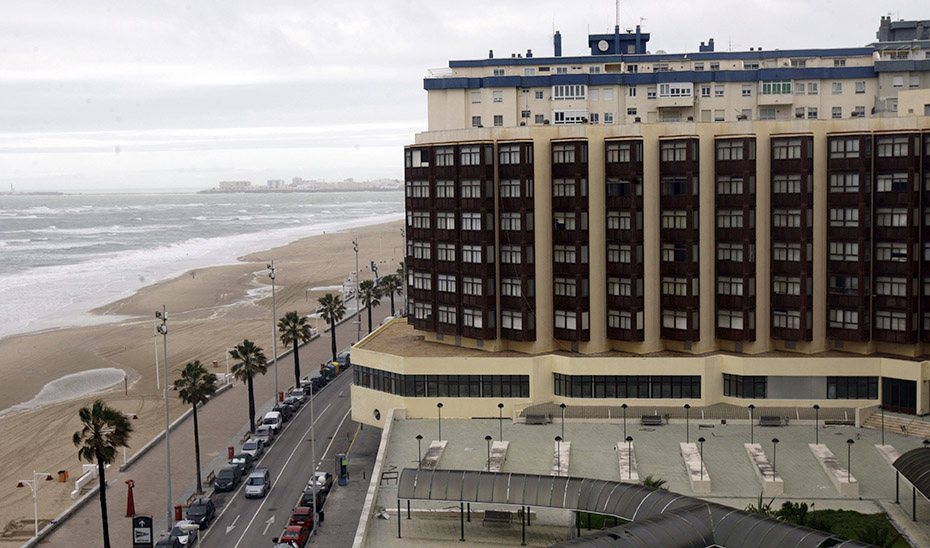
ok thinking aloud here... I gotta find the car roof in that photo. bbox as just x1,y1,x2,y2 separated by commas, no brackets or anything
249,467,269,476
292,506,311,514
219,464,238,472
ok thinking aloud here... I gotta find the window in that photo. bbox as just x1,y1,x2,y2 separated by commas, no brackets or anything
723,374,766,399
501,278,521,297
412,271,431,290
701,85,711,98
876,173,909,192
773,209,801,228
717,242,744,262
462,245,482,263
854,106,865,117
661,141,688,162
761,80,791,94
493,90,503,103
773,139,801,159
462,277,482,296
717,276,747,296
718,310,745,330
554,277,577,297
552,84,586,100
552,144,575,163
604,112,614,124
436,180,454,198
795,82,805,94
409,211,430,229
437,274,456,293
607,142,641,163
436,212,455,230
413,301,431,320
743,61,759,70
500,245,522,264
661,210,688,229
829,276,858,295
876,241,907,262
553,179,576,197
827,377,878,400
773,174,800,193
499,145,521,165
830,138,860,159
609,244,633,263
659,83,693,97
499,179,520,198
500,212,521,231
604,88,613,100
535,114,545,124
759,108,776,120
461,212,481,231
501,310,523,330
808,82,818,95
829,207,860,227
710,62,720,71
589,66,602,74
554,310,577,330
471,92,481,104
875,310,907,332
832,106,842,119
717,209,744,228
694,62,704,71
773,242,800,262
714,85,724,97
647,87,657,99
553,245,586,263
773,276,801,296
460,146,481,165
661,243,689,263
589,113,599,124
877,136,908,157
661,177,688,196
556,66,568,74
662,309,688,330
471,116,482,128
829,309,858,329
524,68,536,76
855,81,865,94
829,242,858,261
437,243,455,261
807,107,818,119
717,140,744,160
834,59,846,67
662,277,689,296
627,108,637,116
832,82,843,94
773,309,801,329
493,115,503,127
408,180,429,198
875,276,907,297
876,208,908,227
553,211,579,230
742,84,752,96
535,90,544,99
463,308,483,328
410,241,431,259
910,75,920,88
607,210,632,230
492,68,505,76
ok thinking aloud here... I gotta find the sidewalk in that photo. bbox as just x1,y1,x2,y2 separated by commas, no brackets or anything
36,304,385,547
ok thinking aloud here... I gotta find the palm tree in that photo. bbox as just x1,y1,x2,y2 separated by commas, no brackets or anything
229,339,268,434
278,311,313,387
317,293,346,363
640,475,668,490
359,279,383,334
379,274,402,317
175,360,217,495
73,400,133,548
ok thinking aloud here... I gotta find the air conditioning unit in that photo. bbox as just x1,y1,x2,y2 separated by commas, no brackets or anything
543,119,550,124
795,113,804,119
581,117,588,123
519,121,526,126
850,111,861,117
736,114,748,120
687,116,694,121
634,117,641,122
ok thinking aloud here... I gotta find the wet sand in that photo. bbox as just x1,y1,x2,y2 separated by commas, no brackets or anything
0,219,403,541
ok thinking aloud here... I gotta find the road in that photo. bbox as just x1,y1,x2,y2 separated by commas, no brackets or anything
200,368,354,547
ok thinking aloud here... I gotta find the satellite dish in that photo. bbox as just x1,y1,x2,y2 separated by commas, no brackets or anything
598,40,610,52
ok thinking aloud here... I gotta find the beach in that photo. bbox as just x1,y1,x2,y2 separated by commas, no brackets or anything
0,219,403,541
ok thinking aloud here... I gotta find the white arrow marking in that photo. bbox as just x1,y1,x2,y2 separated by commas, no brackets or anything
225,514,240,534
262,515,275,535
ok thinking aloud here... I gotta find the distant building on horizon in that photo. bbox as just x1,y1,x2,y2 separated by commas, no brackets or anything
218,180,252,191
350,16,930,428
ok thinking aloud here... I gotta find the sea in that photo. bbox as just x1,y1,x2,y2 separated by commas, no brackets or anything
0,190,405,341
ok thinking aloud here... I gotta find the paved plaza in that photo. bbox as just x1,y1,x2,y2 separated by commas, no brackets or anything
365,416,930,547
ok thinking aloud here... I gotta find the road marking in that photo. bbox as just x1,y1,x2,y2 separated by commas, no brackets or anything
316,407,352,470
262,515,275,535
230,404,332,548
225,514,240,535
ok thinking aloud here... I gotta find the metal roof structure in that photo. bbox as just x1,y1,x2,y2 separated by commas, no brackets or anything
397,468,876,548
894,447,930,501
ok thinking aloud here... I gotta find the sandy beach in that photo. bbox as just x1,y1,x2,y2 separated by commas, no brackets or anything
0,219,403,541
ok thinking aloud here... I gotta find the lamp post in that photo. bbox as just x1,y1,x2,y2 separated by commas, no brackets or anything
16,471,52,537
697,437,706,481
555,436,562,476
437,403,443,442
748,404,755,445
880,405,885,446
155,306,172,530
353,239,361,342
684,404,691,444
560,403,566,440
771,438,779,481
847,439,855,482
625,436,633,481
267,261,278,399
813,404,820,445
498,403,505,441
485,435,493,471
225,347,234,380
309,376,318,536
416,434,423,469
622,403,628,439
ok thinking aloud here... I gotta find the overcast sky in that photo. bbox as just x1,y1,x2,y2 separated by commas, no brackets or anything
0,0,924,191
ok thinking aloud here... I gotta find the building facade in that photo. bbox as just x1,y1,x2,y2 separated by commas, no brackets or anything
351,18,930,427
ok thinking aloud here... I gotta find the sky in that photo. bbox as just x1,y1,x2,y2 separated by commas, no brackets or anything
0,0,925,191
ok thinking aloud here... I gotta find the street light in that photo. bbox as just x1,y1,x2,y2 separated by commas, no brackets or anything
555,436,563,476
437,403,443,442
353,239,361,342
748,404,755,445
622,403,628,439
625,436,633,481
684,404,691,444
771,438,779,481
267,261,278,399
880,405,885,446
847,439,855,482
16,471,52,537
155,306,172,530
308,375,318,537
498,403,505,441
813,404,820,445
416,434,423,469
560,403,567,440
485,435,493,471
697,437,706,481
225,347,234,380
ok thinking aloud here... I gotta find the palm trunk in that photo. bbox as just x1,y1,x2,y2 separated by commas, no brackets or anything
97,455,111,548
389,293,396,316
193,404,203,495
329,319,337,362
367,303,373,334
293,344,301,388
247,376,256,433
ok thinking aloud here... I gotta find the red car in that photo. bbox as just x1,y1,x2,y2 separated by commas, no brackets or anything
289,506,313,528
276,525,310,548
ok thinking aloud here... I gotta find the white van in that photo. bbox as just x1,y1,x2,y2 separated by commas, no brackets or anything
262,411,283,435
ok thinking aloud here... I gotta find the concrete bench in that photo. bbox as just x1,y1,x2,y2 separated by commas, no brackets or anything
680,442,711,494
420,440,447,471
641,415,663,426
525,414,550,425
483,510,513,526
203,469,216,487
552,440,571,476
759,416,783,427
617,441,639,483
744,443,784,495
809,443,858,497
486,441,509,473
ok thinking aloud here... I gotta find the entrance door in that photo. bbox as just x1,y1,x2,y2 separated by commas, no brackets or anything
882,377,917,414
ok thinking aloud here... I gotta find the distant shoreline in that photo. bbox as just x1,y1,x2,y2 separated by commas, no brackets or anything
198,187,401,194
0,191,64,196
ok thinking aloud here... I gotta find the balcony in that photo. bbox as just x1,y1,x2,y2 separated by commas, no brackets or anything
757,93,794,106
656,96,695,108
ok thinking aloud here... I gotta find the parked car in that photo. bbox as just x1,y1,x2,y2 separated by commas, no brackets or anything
228,453,253,476
298,488,326,510
274,402,295,421
253,425,275,446
185,498,216,529
275,525,310,548
306,471,333,495
288,506,313,528
169,520,198,546
214,465,242,492
282,396,302,410
262,411,283,435
290,387,308,403
154,536,182,548
241,438,264,460
336,347,352,369
244,467,270,498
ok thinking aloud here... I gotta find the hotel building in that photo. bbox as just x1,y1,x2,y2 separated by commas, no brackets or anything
351,17,930,425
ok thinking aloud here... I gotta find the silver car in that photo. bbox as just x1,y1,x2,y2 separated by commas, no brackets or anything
241,438,264,459
244,467,270,498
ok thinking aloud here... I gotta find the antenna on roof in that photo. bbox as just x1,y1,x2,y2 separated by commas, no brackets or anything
616,0,621,28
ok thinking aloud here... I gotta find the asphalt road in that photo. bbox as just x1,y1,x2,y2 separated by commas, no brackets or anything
200,365,354,548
